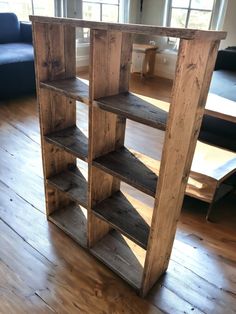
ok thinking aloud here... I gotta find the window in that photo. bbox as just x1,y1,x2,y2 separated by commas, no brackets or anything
0,0,54,20
169,0,215,30
82,0,120,22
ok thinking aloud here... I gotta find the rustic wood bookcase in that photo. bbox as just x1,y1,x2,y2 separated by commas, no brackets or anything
30,15,226,296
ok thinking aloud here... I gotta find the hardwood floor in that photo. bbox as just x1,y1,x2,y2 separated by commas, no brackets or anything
0,75,235,313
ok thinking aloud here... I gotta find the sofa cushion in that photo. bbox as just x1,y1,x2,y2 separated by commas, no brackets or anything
0,43,34,65
215,49,236,71
0,13,20,43
0,43,35,99
20,22,33,43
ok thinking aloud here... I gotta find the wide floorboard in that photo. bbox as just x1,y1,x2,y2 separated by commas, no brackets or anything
0,75,235,313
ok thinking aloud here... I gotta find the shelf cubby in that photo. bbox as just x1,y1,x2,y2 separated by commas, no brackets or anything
91,229,146,290
93,190,152,249
49,203,87,248
45,126,88,162
47,166,88,209
95,92,168,130
93,146,159,197
40,77,89,105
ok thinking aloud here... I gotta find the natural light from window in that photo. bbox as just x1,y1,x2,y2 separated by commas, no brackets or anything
170,0,215,29
0,0,54,20
83,0,120,22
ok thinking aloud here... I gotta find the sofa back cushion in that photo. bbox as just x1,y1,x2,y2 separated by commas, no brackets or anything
215,49,236,71
0,13,20,44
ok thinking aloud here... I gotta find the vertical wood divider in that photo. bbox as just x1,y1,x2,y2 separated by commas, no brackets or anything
141,38,220,296
88,29,133,247
32,22,76,216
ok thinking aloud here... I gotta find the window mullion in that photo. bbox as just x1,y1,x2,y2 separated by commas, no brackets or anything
100,3,102,21
186,0,192,28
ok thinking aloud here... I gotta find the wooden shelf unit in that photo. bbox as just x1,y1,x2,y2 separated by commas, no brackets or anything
31,15,226,296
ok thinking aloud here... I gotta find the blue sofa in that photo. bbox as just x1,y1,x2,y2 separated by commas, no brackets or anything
199,48,236,152
0,12,35,99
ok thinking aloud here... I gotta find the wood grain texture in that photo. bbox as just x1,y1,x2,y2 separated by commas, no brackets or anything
45,125,88,162
47,166,88,208
30,16,227,40
93,146,158,196
40,78,89,105
141,39,220,296
95,92,168,130
93,191,152,249
49,204,87,248
32,22,77,217
0,96,236,314
89,29,133,247
91,230,146,290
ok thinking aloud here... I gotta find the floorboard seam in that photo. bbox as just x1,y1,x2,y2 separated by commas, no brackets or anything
5,119,40,146
0,178,45,214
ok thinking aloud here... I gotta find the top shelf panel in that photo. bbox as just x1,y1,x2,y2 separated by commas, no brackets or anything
40,78,89,105
29,16,227,40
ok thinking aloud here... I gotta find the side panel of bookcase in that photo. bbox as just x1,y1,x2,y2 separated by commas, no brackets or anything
141,38,220,296
88,30,133,246
32,22,76,216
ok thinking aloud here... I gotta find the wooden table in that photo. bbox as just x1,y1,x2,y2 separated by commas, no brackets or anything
205,93,236,123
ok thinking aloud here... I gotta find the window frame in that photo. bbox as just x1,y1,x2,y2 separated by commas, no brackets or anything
82,0,120,23
167,0,216,30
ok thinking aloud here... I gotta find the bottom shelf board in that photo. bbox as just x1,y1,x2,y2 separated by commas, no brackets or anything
91,230,146,290
49,204,87,248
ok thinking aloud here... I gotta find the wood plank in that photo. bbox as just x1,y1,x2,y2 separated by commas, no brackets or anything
45,125,88,162
93,146,158,196
47,166,88,208
206,93,236,123
91,230,146,290
29,16,227,40
64,24,76,78
89,29,132,246
40,78,89,105
49,204,87,248
141,39,220,296
93,191,152,249
95,92,168,130
32,22,78,216
191,141,236,182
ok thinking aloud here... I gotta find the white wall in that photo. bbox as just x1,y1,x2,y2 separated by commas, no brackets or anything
129,0,141,24
220,0,236,49
141,0,165,26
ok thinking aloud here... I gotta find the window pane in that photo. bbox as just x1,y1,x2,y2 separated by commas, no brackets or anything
172,0,190,8
102,4,118,22
191,0,214,10
0,0,31,20
83,0,119,4
33,0,54,16
83,3,100,21
0,1,9,11
188,10,212,29
170,8,188,28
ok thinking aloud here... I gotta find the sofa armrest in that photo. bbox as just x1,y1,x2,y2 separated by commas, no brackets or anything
215,49,236,71
20,22,32,43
